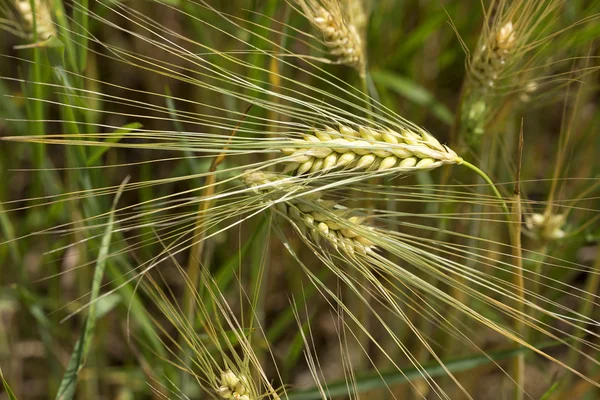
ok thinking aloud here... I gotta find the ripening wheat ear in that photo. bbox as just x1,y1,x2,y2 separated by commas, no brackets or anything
293,0,366,76
139,249,285,400
280,124,462,175
244,171,375,255
456,0,598,143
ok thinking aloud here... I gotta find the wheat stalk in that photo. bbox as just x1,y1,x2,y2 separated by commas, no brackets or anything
280,124,462,175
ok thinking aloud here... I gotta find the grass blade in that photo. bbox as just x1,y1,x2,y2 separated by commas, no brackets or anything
0,367,18,400
54,177,129,400
287,339,567,400
86,123,143,166
370,69,454,125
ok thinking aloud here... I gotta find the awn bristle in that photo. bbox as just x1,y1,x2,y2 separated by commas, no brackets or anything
14,0,55,40
296,0,366,75
281,124,462,175
244,171,375,255
525,212,566,242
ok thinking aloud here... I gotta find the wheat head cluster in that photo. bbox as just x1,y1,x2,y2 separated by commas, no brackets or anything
0,0,599,399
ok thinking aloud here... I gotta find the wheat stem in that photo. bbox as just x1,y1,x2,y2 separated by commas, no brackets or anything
510,176,525,400
460,160,510,216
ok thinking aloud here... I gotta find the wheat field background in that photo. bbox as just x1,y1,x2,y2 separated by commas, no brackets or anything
0,1,599,399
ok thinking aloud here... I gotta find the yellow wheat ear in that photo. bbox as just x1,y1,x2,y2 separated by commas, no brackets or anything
293,0,367,76
279,124,461,175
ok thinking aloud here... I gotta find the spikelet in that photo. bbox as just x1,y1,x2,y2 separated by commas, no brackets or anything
470,21,516,89
525,212,566,242
461,19,517,140
342,0,368,34
518,80,539,103
217,370,251,400
280,124,462,175
13,0,55,40
244,171,375,255
294,0,366,75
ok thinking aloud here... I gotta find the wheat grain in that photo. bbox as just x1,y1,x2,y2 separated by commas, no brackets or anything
280,124,462,175
244,171,375,255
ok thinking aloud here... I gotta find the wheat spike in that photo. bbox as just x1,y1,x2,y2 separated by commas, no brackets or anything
244,171,375,255
296,0,366,74
280,124,461,175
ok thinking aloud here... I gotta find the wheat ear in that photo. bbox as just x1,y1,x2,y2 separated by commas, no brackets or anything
281,124,462,175
295,0,365,74
244,171,375,255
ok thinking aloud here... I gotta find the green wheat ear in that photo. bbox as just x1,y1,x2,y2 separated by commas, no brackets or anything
457,0,599,146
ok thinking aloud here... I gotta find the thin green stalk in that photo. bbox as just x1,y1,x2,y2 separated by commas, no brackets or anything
28,0,46,193
460,160,510,216
527,245,549,344
73,0,89,72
